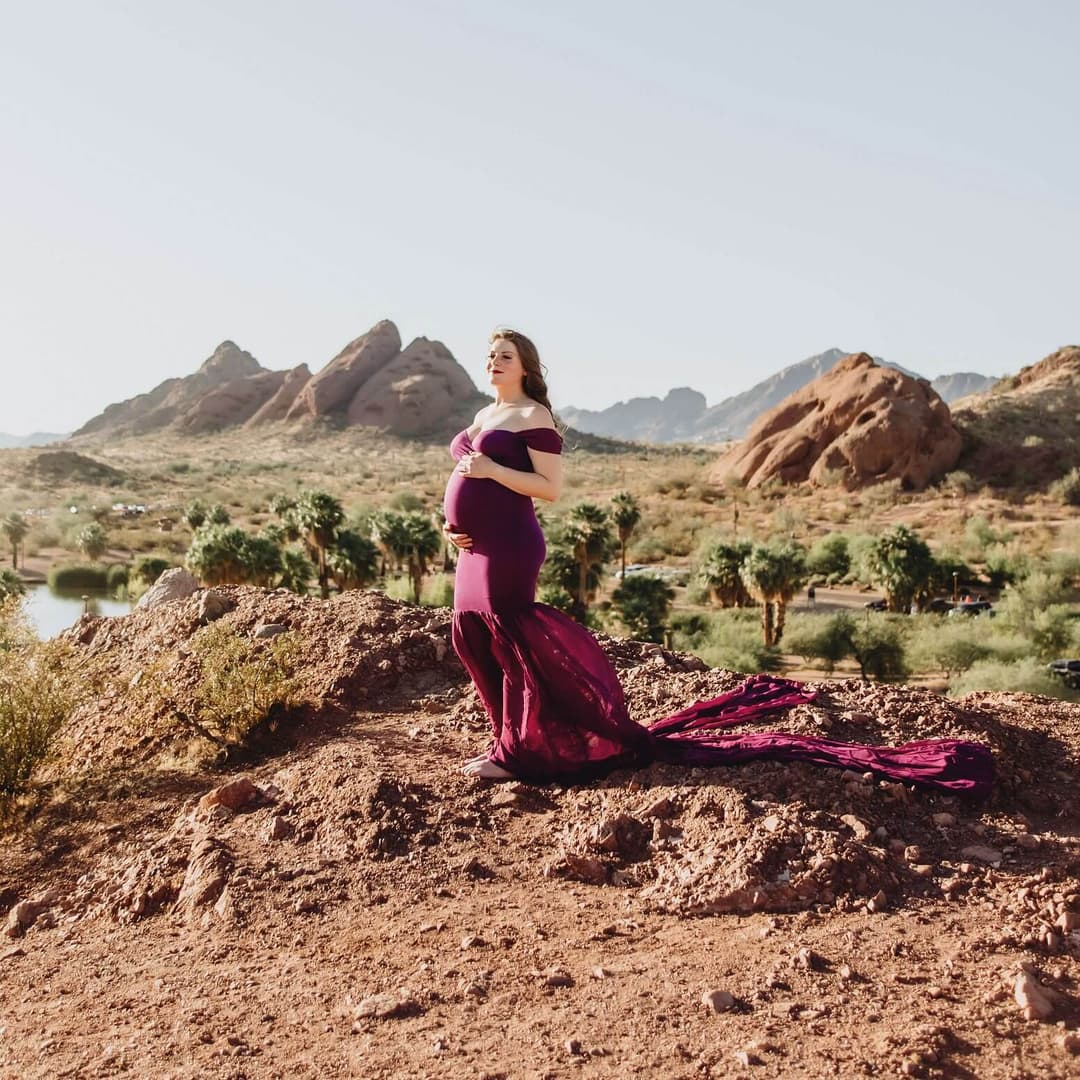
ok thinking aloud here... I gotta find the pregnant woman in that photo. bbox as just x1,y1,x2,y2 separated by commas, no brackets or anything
443,328,993,795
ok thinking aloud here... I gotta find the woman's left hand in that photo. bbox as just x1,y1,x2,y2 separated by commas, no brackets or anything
457,451,497,479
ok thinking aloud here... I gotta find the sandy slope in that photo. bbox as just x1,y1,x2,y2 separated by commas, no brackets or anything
2,588,1079,1078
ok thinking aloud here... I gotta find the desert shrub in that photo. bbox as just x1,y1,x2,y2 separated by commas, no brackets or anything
983,544,1030,589
0,569,25,600
48,564,109,591
783,612,855,674
948,658,1078,701
806,534,850,583
1050,467,1080,507
906,617,993,677
388,491,426,512
844,533,878,585
163,623,304,752
382,572,455,608
963,515,1012,561
848,617,910,682
862,479,903,510
940,470,979,496
0,598,80,794
131,556,174,588
106,563,130,592
538,584,576,614
670,609,779,674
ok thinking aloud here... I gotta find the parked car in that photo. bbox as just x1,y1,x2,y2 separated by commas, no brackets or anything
923,597,956,614
1047,659,1080,689
947,600,994,617
863,599,888,611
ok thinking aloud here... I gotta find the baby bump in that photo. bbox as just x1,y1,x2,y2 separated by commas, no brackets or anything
444,476,537,545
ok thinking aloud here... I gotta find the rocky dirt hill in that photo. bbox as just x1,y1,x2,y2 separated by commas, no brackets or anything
712,354,963,491
72,322,489,440
953,344,1080,488
2,587,1079,1077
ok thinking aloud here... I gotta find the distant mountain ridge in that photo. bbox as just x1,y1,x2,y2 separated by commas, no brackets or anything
560,349,995,443
0,432,69,449
72,321,489,440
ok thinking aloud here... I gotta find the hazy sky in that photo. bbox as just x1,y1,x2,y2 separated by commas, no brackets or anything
2,0,1077,434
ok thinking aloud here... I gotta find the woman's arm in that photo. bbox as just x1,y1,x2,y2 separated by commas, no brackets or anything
457,448,563,502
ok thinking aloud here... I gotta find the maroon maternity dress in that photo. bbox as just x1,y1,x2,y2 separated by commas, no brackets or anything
444,426,993,797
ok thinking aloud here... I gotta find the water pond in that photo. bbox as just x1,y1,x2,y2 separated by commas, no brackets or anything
24,585,133,639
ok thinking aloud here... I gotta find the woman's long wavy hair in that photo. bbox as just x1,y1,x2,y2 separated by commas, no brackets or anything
490,327,557,419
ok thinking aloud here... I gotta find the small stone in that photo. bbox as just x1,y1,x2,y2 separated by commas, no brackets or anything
1016,833,1041,850
1014,972,1055,1021
1056,912,1080,933
932,813,956,827
794,947,819,971
1060,1032,1080,1054
701,989,735,1013
904,845,922,862
564,1039,583,1056
352,993,422,1021
867,890,888,913
590,966,613,979
4,899,50,939
734,1050,761,1066
266,815,293,841
198,589,234,623
253,622,289,639
460,935,486,950
542,969,573,988
199,777,259,812
762,815,782,833
490,790,520,809
960,844,1002,865
840,815,870,841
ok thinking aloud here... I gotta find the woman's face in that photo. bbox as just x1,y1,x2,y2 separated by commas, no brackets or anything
486,338,525,390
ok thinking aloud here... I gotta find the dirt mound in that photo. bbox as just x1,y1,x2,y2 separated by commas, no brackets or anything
954,344,1080,488
29,448,127,485
712,353,962,491
3,591,1080,1077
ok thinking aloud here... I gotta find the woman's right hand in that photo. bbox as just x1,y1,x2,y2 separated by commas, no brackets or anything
442,521,473,550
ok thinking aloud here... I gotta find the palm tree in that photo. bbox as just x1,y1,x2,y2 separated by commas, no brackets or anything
76,522,109,563
401,512,442,604
185,524,249,585
612,573,674,643
866,525,935,613
240,534,283,587
293,490,345,599
2,512,28,570
562,503,614,622
739,541,808,647
698,539,753,608
278,548,315,595
610,492,641,581
370,510,411,576
327,529,379,591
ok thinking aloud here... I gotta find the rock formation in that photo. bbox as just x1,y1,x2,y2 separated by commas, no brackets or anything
952,344,1080,487
72,322,488,440
711,353,962,490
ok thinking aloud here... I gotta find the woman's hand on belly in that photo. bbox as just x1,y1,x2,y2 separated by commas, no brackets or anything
443,520,473,550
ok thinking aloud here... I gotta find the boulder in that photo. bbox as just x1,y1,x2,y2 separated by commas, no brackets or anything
711,353,962,491
135,568,200,610
285,320,402,421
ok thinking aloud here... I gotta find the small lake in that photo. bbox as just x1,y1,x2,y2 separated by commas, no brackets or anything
24,586,133,639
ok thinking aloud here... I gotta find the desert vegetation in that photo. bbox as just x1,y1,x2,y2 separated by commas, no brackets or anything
0,428,1077,702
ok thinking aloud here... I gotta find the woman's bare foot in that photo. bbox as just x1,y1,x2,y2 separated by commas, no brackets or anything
461,757,515,780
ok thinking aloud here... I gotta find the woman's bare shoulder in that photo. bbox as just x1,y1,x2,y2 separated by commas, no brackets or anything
521,402,556,429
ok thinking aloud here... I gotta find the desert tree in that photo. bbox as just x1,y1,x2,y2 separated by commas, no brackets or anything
739,541,808,647
612,573,674,644
76,522,109,563
370,510,411,576
327,528,379,592
278,548,315,595
562,503,615,622
400,512,442,604
183,500,209,530
865,525,935,613
185,524,249,586
293,490,345,599
0,568,25,600
2,512,29,570
698,539,752,608
610,492,641,580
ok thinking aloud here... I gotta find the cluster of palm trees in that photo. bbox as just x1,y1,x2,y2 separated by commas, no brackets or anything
184,491,443,603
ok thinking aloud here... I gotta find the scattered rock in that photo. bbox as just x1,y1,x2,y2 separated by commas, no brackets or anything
198,589,234,623
352,992,423,1021
253,623,289,639
4,898,52,939
199,777,259,812
266,815,293,841
960,845,1002,865
135,568,200,610
542,969,573,988
701,989,735,1013
1060,1032,1080,1055
1014,971,1055,1021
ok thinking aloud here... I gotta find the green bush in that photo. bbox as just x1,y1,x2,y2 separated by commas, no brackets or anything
47,564,109,592
783,612,855,674
1049,466,1080,506
806,534,850,583
131,556,174,587
106,563,130,592
948,658,1079,701
906,617,992,677
670,609,779,674
0,598,80,794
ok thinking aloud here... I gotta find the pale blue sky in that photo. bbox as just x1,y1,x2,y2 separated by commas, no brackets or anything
2,0,1077,433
